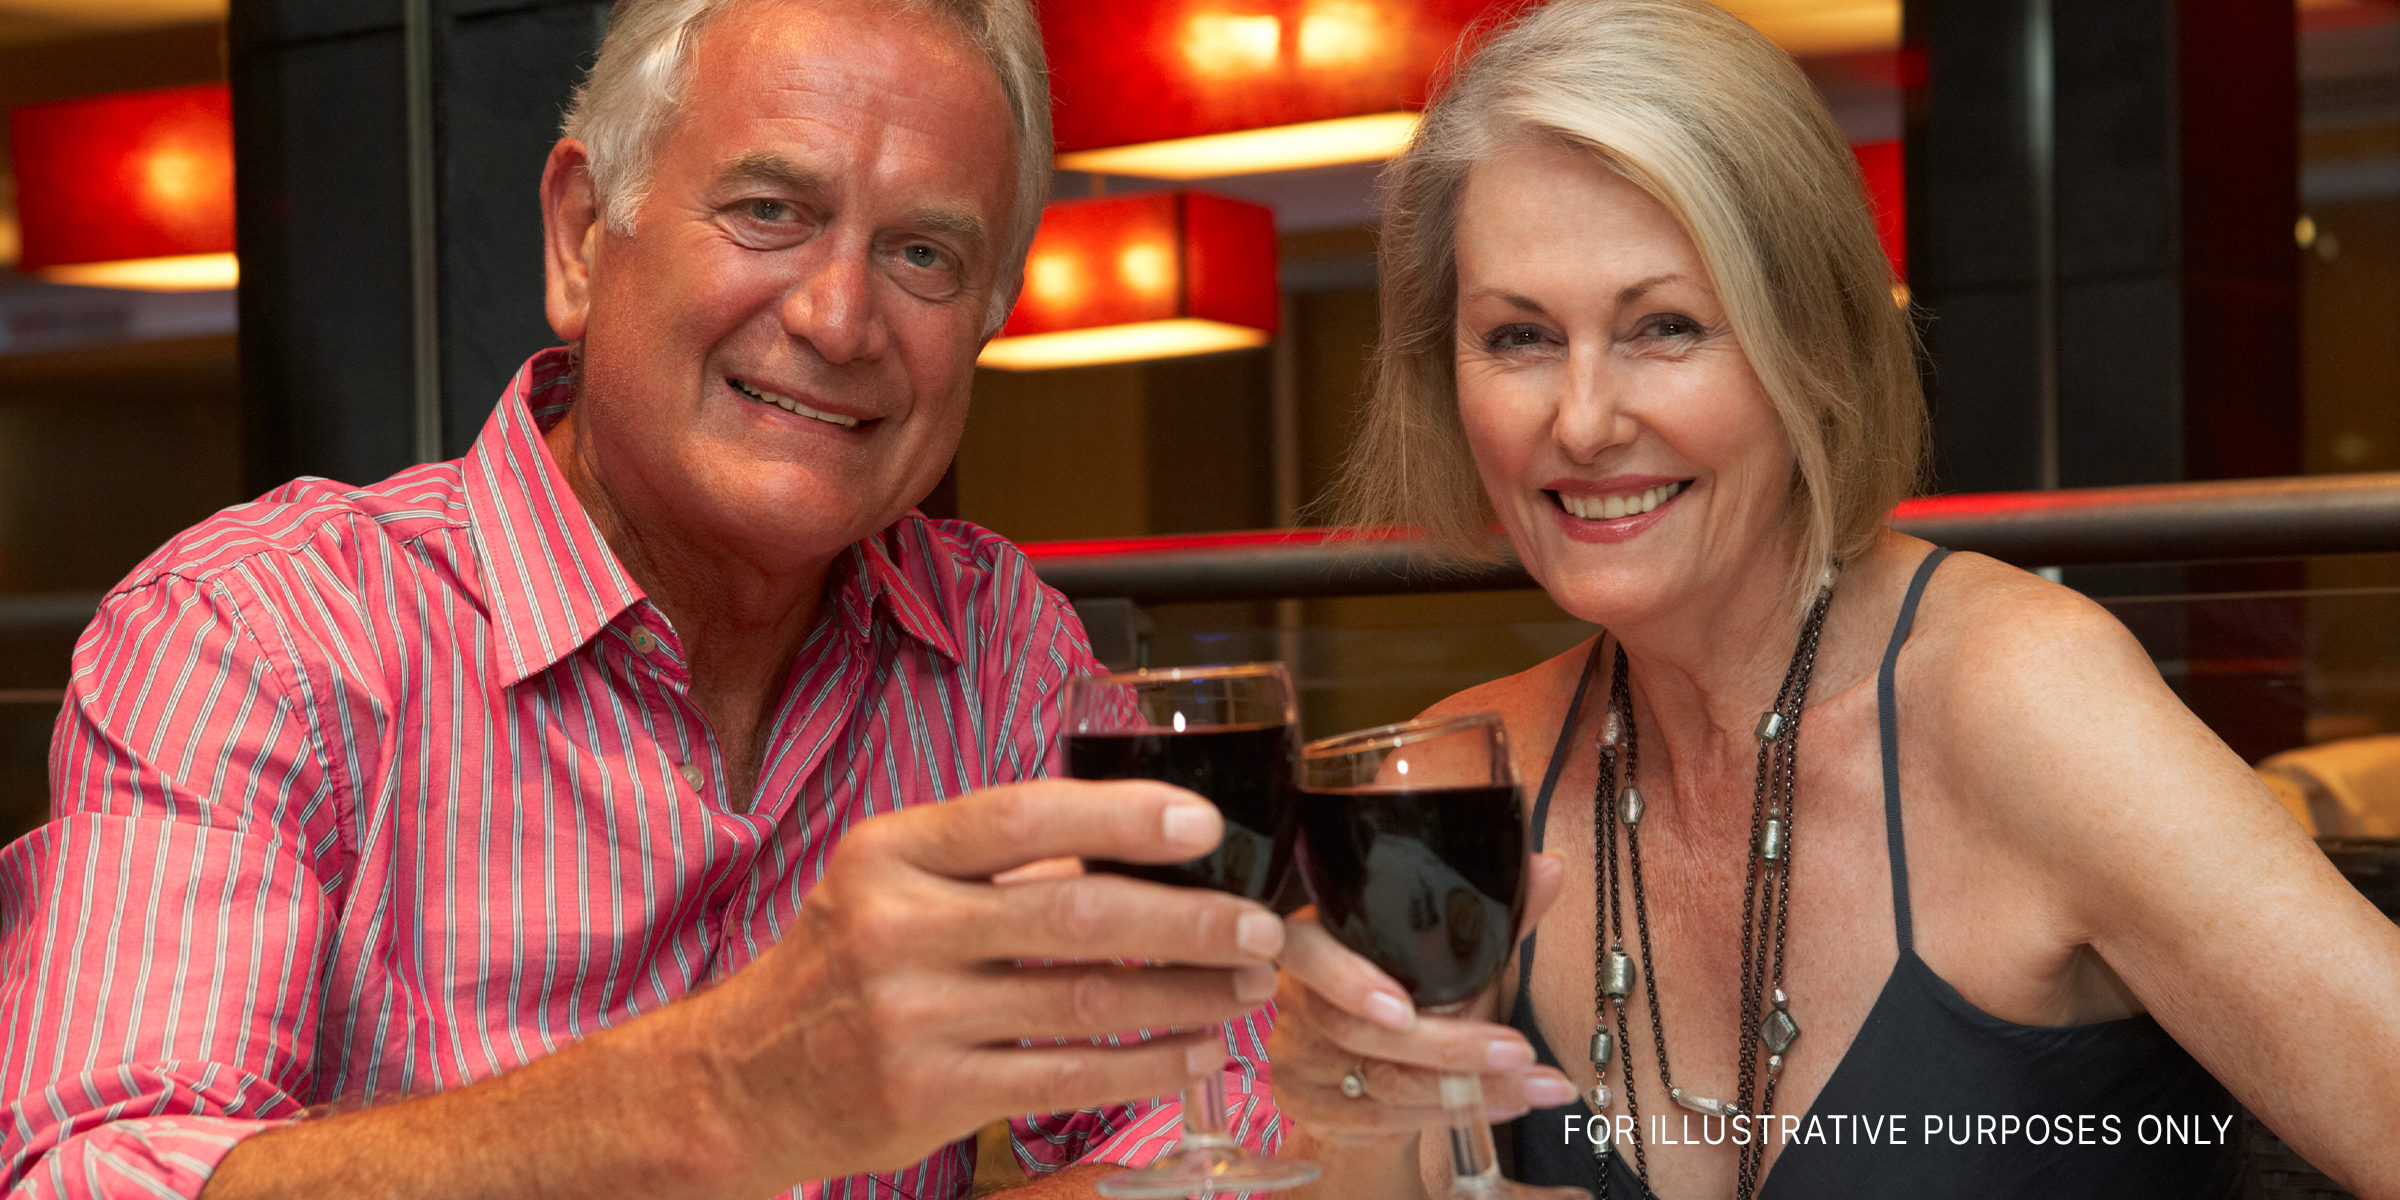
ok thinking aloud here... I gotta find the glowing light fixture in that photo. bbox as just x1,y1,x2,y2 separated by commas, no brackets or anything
1043,0,1518,179
982,191,1280,371
1058,112,1420,182
9,83,237,292
1721,0,1899,55
1044,2,1909,178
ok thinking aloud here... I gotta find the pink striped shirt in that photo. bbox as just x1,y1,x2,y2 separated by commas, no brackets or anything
0,348,1280,1198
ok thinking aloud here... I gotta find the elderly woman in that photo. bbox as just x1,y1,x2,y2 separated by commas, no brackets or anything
1263,2,2400,1198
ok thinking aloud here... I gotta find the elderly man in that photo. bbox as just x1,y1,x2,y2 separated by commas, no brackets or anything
0,1,1286,1196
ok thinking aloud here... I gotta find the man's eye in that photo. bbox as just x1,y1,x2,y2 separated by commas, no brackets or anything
902,244,944,269
746,198,790,222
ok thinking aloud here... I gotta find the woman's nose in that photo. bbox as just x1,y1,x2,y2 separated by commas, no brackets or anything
1553,348,1629,462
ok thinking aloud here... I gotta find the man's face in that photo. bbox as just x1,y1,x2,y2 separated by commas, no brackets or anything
547,0,1018,575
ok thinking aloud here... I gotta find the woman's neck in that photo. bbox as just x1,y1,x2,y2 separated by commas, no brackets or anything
1607,550,1817,756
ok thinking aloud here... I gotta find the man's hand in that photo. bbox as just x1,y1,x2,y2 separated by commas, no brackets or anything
205,780,1281,1200
679,778,1284,1184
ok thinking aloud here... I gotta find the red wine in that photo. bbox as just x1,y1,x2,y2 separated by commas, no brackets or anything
1067,722,1298,903
1296,784,1528,1007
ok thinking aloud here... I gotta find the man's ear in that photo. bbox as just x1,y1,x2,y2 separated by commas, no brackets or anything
542,138,605,343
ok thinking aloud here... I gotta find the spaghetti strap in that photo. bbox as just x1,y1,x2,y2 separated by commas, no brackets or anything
1517,637,1606,999
1879,547,1951,953
1530,637,1605,855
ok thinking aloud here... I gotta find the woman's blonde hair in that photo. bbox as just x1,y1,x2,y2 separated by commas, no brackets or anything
1337,0,1927,617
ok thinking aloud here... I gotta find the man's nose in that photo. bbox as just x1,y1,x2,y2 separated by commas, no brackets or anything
1554,347,1631,462
781,251,888,365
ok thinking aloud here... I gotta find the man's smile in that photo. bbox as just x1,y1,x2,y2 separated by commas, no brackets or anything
728,376,865,429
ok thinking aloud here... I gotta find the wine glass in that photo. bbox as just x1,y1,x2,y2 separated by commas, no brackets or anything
1063,662,1321,1197
1300,713,1588,1200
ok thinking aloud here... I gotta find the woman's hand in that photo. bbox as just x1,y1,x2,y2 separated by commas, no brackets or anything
1267,853,1580,1164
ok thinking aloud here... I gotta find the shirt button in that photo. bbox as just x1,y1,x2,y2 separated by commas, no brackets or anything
678,763,705,790
631,628,658,654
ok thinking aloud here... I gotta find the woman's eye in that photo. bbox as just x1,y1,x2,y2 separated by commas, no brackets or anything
1488,324,1547,349
1643,314,1704,339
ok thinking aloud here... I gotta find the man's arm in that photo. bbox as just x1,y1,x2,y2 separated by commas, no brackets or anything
7,571,1284,1200
197,783,1282,1200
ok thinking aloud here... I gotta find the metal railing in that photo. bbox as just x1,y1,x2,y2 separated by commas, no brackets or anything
4,473,2397,634
1021,472,2400,604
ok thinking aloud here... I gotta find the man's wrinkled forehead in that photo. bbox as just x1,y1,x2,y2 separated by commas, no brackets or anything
708,0,988,86
685,0,1013,158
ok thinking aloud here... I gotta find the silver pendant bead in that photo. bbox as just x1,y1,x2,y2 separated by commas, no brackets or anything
1617,786,1645,827
1591,1111,1615,1155
1760,990,1800,1055
1768,1054,1785,1075
1587,1083,1610,1110
1754,711,1786,741
1759,1006,1800,1055
1603,948,1633,1000
1589,1028,1614,1066
1670,1087,1743,1118
1758,817,1787,863
1598,709,1622,747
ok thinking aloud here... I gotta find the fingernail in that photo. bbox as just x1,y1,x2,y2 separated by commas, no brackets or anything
1525,1075,1578,1106
1234,963,1277,1003
1363,992,1414,1031
1486,1039,1535,1071
1236,912,1283,958
1187,1039,1225,1076
1162,801,1217,848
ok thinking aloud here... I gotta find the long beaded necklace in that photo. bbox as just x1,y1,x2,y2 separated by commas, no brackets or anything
1587,584,1833,1200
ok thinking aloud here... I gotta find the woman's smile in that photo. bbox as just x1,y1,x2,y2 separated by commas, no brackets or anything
1545,476,1692,543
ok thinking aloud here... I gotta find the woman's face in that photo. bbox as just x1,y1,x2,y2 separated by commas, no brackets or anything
1453,140,1797,628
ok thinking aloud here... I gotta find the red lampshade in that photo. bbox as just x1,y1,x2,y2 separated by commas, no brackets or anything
982,190,1280,371
10,82,237,290
1852,138,1906,282
1042,0,1531,178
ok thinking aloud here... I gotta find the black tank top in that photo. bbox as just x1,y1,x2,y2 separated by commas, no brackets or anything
1500,549,2240,1198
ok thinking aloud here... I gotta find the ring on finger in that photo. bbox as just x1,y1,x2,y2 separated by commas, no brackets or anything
1339,1057,1371,1100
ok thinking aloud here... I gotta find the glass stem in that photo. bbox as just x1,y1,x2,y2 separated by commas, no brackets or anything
1441,1071,1504,1193
1179,1024,1235,1151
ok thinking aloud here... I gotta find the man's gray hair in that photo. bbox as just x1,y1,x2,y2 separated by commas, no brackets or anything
561,0,1053,333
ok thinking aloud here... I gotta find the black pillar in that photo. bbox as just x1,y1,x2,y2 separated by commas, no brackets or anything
1903,0,2303,760
1902,0,2048,495
231,0,609,495
1903,0,2298,494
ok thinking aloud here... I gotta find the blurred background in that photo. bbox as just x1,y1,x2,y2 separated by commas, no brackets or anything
0,0,2396,858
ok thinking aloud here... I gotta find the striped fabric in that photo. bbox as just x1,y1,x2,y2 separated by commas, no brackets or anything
0,348,1279,1199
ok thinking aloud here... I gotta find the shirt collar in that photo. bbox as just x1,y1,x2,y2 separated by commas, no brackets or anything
461,348,648,686
462,348,962,684
836,519,964,663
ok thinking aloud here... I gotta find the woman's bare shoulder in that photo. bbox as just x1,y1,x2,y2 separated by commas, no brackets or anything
1893,540,2266,850
1900,546,2162,716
